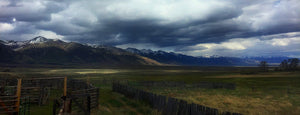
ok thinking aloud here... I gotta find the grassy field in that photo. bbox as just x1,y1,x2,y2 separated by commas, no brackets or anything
0,66,299,115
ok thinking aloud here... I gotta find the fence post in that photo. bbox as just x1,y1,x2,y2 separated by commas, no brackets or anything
62,77,72,114
27,97,30,115
52,100,57,115
62,98,72,114
0,81,4,94
15,78,22,114
96,88,99,108
64,77,67,97
87,76,90,87
87,95,91,115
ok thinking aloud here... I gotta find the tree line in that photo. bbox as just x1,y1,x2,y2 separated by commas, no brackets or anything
259,58,299,72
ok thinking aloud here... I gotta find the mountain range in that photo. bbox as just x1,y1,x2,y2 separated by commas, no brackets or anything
126,48,258,66
0,36,160,66
0,36,293,67
126,48,293,66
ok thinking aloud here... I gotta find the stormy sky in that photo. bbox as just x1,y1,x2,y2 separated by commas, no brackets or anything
0,0,300,57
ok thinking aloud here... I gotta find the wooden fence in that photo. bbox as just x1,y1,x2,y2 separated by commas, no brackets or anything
0,95,18,114
71,88,99,109
1,77,64,105
96,78,236,90
1,77,99,115
113,82,242,115
0,78,31,115
138,81,236,90
52,78,99,115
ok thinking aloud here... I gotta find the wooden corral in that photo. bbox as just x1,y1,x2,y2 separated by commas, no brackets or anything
1,77,99,115
0,78,28,115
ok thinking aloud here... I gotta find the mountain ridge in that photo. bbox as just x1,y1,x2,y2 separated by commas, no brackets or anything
0,37,161,66
1,37,295,67
125,47,293,66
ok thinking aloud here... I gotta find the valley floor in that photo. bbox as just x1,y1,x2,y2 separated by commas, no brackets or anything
0,66,299,115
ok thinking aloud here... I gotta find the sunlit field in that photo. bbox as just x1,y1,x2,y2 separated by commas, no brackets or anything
0,67,299,115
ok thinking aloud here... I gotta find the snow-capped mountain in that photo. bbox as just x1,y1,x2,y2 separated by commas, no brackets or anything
126,47,217,66
125,48,291,66
2,40,27,50
0,36,161,66
126,48,169,55
27,36,53,44
126,48,152,54
2,36,64,50
1,36,295,66
0,40,5,44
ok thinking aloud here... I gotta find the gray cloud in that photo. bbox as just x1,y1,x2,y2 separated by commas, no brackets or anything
0,0,300,57
0,0,67,22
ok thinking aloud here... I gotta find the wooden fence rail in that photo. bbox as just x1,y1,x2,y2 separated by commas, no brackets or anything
136,81,236,90
95,79,236,90
113,82,242,115
0,96,18,114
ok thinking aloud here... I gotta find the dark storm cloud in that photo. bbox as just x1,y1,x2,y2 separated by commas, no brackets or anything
64,7,244,47
6,0,19,7
1,0,300,57
0,0,67,22
57,0,300,48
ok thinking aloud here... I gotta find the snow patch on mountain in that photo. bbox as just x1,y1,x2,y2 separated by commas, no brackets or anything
28,36,51,44
127,48,171,55
2,36,65,50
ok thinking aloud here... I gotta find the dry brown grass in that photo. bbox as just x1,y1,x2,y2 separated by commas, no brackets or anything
148,86,300,115
139,56,163,65
142,71,300,115
210,72,300,78
177,93,298,115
